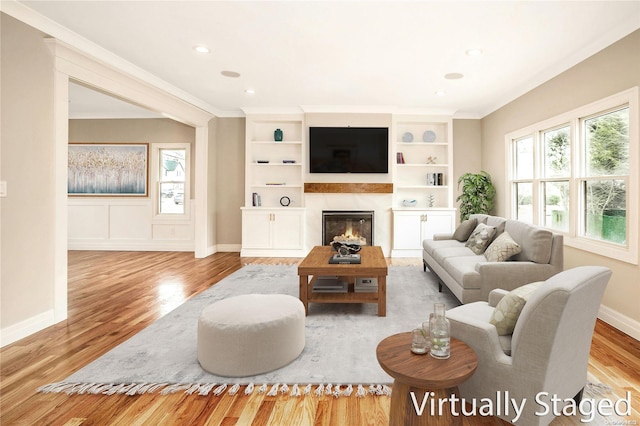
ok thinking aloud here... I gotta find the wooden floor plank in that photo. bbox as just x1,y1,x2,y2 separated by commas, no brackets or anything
0,251,638,425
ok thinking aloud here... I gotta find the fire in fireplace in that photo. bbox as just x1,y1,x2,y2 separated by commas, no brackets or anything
322,211,374,246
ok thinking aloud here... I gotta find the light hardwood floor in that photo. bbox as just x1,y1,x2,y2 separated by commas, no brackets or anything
1,251,638,425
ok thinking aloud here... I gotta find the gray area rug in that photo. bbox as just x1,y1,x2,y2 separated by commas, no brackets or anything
39,264,459,396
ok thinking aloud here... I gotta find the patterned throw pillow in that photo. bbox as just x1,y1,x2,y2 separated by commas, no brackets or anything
452,218,478,242
484,231,521,262
489,282,543,335
464,223,496,255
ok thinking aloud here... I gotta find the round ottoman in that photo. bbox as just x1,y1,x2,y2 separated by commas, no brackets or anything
197,294,306,377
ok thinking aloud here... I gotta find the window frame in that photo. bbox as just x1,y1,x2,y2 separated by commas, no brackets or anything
505,87,638,264
151,142,191,220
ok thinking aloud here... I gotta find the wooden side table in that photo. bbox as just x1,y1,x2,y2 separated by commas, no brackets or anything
376,332,478,425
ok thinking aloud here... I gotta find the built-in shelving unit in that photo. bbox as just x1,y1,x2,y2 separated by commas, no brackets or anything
391,115,456,257
242,113,306,257
245,114,305,208
393,116,453,209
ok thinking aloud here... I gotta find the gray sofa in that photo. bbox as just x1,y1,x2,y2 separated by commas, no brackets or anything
422,214,563,303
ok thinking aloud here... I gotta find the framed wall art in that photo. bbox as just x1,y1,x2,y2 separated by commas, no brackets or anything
68,143,149,196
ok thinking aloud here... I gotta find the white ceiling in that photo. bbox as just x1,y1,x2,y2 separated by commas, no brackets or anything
15,1,640,118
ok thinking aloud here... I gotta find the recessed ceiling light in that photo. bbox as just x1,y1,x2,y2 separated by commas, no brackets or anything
245,88,255,95
465,48,483,57
221,70,241,78
193,45,210,54
444,73,464,80
435,90,446,96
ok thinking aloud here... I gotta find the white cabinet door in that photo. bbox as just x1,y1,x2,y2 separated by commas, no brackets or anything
272,210,304,249
392,209,455,257
421,211,454,241
393,211,425,250
242,210,272,249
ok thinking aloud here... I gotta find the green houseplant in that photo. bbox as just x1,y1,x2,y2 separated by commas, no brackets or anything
456,171,496,221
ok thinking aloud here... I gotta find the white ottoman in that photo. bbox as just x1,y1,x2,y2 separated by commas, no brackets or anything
197,294,306,377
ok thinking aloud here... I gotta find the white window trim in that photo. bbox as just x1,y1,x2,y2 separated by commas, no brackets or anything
505,87,638,265
151,142,191,221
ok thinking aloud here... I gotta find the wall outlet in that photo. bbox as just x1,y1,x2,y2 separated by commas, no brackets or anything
0,181,7,197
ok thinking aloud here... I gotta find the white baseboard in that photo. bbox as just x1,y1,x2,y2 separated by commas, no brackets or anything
0,310,55,348
599,304,640,341
217,244,241,252
68,240,195,252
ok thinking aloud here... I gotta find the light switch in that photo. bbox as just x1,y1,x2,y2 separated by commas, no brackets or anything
0,181,7,197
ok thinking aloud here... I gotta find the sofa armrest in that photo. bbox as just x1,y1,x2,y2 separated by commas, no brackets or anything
475,261,559,300
433,233,454,241
488,289,509,307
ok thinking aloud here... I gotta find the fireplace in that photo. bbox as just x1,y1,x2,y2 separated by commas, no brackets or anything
322,211,374,246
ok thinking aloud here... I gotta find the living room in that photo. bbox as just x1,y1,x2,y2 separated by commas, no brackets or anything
1,1,639,424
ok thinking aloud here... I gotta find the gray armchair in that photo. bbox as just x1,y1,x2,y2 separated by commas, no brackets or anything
447,266,611,425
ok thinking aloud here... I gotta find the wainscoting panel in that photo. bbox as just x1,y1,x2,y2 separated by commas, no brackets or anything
109,204,151,240
68,204,108,240
68,199,194,251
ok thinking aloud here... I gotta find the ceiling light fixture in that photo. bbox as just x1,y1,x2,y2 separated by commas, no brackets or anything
465,48,483,57
435,90,446,96
444,72,464,80
193,45,210,54
221,70,241,78
245,88,255,95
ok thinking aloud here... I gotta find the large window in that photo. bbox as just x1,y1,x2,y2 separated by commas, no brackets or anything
506,88,638,264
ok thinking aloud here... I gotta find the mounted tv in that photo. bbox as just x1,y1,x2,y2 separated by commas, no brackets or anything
309,127,389,173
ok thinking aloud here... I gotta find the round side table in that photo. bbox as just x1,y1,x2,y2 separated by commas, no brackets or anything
376,332,478,426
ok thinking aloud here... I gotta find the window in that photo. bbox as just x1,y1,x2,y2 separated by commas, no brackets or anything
506,88,638,264
154,144,190,216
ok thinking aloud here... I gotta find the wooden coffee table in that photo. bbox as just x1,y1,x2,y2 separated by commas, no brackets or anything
376,332,478,425
298,245,388,316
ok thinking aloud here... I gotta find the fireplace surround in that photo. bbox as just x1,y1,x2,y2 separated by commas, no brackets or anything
322,210,374,246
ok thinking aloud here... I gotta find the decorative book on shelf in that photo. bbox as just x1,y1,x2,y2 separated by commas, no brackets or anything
396,152,405,164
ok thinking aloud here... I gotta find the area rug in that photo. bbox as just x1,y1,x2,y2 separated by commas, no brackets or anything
38,264,459,397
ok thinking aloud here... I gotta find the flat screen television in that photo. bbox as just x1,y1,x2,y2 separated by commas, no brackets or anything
309,127,389,173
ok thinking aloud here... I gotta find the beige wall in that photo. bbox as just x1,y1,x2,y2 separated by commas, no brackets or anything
452,119,482,224
1,14,56,330
69,118,196,198
214,117,245,246
481,29,640,328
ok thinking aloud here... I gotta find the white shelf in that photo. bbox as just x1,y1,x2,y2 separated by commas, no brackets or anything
393,115,453,210
396,163,448,167
251,140,303,145
396,185,449,189
245,113,305,210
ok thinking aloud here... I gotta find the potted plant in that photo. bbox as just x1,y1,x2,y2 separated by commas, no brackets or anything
456,171,496,221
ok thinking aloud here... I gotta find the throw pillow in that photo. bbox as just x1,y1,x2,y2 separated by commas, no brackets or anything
452,218,478,242
485,231,522,262
465,223,496,255
489,282,543,335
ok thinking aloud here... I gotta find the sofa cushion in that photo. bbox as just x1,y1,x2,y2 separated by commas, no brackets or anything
484,231,522,262
443,256,484,289
485,216,507,237
489,282,543,335
432,246,477,265
452,218,478,242
505,220,553,264
465,223,496,255
422,239,464,257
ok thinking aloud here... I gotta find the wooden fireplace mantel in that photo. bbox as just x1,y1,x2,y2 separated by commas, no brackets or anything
304,183,394,194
